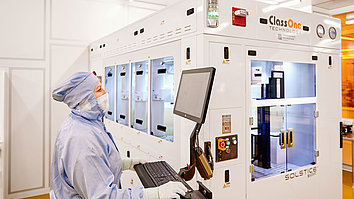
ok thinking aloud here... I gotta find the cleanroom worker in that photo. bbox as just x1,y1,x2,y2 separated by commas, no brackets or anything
50,72,187,199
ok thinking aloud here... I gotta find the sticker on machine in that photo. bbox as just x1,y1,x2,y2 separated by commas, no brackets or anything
222,59,230,64
277,34,295,41
223,182,231,188
222,115,231,134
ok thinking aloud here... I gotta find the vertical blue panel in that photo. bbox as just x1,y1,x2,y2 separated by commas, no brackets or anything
257,107,271,169
150,57,174,142
116,64,129,126
131,61,148,133
104,66,115,121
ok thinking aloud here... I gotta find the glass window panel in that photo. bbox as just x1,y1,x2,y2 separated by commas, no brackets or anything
251,60,315,99
251,60,283,100
251,105,286,181
104,66,115,121
286,103,316,170
150,57,174,142
333,12,354,119
250,59,317,182
131,61,148,133
284,62,316,98
116,64,129,126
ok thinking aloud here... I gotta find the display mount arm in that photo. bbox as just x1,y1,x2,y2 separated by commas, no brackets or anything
178,123,202,181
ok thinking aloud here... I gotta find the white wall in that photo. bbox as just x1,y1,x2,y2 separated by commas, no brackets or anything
0,70,6,199
0,0,45,59
0,0,157,198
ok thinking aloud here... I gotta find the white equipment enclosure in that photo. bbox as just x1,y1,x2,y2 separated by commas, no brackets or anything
89,0,342,198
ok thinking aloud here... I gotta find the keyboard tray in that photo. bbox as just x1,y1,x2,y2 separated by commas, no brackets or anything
134,161,210,199
134,163,157,188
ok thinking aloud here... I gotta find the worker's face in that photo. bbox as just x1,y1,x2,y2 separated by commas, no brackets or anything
93,82,107,99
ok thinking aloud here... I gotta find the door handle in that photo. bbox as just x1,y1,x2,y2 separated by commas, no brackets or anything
340,122,344,148
288,128,293,148
280,129,286,149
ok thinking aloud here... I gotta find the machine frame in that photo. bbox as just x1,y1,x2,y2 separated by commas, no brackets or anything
89,0,342,198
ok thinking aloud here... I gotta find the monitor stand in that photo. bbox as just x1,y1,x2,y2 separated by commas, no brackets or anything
178,123,201,180
178,123,213,199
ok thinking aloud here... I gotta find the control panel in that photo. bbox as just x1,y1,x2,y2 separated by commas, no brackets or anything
216,134,238,162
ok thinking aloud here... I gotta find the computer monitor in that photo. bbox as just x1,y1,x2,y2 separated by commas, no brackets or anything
173,67,216,124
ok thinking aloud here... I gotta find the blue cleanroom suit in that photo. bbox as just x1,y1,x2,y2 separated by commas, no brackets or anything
50,72,143,199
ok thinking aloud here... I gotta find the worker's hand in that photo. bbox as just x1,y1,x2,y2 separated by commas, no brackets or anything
143,181,187,199
122,158,146,171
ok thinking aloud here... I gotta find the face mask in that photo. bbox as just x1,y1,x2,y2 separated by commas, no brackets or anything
97,93,109,113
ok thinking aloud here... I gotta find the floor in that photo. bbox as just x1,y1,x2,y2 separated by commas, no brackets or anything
343,170,354,199
23,171,354,199
25,194,49,199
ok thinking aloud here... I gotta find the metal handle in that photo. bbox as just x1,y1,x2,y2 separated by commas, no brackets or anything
288,128,293,148
340,122,344,148
280,129,286,149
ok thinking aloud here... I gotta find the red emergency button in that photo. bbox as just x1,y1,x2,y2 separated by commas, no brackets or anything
220,141,226,148
226,149,231,153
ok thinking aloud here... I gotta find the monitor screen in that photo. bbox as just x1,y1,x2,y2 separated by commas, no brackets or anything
173,67,216,124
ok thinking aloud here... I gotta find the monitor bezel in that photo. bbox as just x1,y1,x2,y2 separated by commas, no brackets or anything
173,67,216,124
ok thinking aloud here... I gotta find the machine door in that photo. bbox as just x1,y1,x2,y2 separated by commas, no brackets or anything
104,66,116,121
131,60,149,133
285,103,316,171
246,47,318,199
116,63,130,126
150,56,175,142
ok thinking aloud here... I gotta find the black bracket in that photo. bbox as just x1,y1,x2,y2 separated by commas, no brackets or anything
197,181,212,199
178,123,201,181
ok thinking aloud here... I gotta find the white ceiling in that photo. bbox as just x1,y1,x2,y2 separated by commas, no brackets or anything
312,0,354,10
132,0,179,6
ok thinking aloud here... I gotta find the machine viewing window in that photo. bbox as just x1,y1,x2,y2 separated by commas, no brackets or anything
251,60,316,99
104,66,116,121
150,57,174,142
131,61,149,133
250,60,316,181
116,64,129,126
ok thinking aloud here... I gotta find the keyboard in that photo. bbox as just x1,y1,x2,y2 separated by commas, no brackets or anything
134,161,192,190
